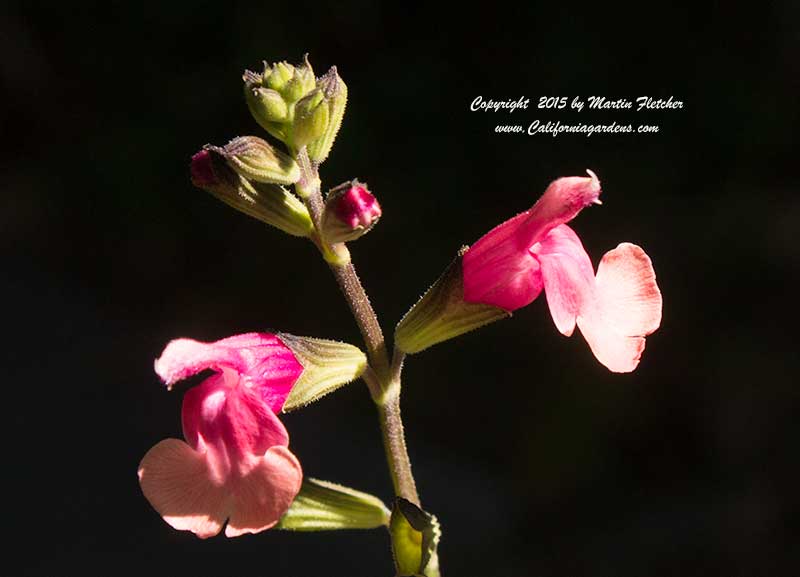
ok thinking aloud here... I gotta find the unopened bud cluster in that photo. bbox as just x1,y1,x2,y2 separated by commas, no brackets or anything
244,57,347,161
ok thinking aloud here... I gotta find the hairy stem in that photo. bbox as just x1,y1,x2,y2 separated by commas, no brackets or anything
379,389,420,504
296,150,419,505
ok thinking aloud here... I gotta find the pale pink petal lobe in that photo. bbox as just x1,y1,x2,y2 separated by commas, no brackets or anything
576,316,647,373
573,243,661,372
594,243,663,336
225,446,303,537
138,439,229,539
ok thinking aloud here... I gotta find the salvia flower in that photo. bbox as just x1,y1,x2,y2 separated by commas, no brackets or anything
395,171,662,373
462,170,662,372
138,332,367,538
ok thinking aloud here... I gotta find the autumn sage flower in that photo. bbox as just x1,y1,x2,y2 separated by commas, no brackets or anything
461,170,662,372
138,332,367,538
395,170,662,373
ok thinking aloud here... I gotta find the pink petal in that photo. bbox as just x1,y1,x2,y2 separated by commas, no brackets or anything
462,171,600,312
138,440,302,539
182,370,289,482
514,170,602,249
533,225,596,336
575,316,647,373
594,243,662,337
138,438,229,539
575,243,662,373
225,446,303,537
463,211,545,311
154,333,304,412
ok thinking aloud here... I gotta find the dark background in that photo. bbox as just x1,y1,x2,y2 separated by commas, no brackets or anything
3,2,798,576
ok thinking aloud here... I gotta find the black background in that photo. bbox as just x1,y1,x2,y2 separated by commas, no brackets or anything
3,2,799,576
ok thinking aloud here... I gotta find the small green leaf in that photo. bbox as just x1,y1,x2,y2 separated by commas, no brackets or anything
390,498,441,577
277,478,390,531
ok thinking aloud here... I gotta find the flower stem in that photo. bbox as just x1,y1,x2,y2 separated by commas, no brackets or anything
295,149,420,506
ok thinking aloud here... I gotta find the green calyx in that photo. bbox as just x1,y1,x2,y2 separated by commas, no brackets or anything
306,66,348,164
210,136,300,185
279,334,367,411
277,478,390,531
192,152,313,237
394,248,510,354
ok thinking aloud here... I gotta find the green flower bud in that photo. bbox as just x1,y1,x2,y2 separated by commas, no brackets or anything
394,248,510,354
265,61,295,91
390,498,442,577
291,89,330,151
210,136,299,185
307,66,348,163
191,149,313,237
277,478,390,531
281,56,316,103
278,333,367,411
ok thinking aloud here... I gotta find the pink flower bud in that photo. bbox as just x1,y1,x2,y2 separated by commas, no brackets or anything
322,182,382,243
335,184,382,229
190,149,221,189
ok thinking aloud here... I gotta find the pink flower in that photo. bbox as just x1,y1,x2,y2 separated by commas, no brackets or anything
462,170,662,372
138,333,304,538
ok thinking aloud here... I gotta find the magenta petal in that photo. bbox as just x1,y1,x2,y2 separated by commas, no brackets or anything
514,170,602,249
462,171,601,312
154,332,303,412
463,211,544,310
182,370,289,479
533,225,596,336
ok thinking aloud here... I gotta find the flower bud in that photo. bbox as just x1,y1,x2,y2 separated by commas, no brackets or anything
190,149,313,237
281,57,316,103
394,248,510,354
209,136,300,185
321,181,382,243
277,478,390,531
291,89,330,150
390,498,441,577
277,333,367,411
306,66,348,163
265,61,295,92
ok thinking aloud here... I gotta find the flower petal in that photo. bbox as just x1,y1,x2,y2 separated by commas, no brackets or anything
594,243,662,337
154,333,304,412
225,446,303,537
463,211,544,311
462,171,600,312
533,225,596,336
182,370,289,473
138,438,229,539
575,316,647,373
574,244,662,373
516,170,601,248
